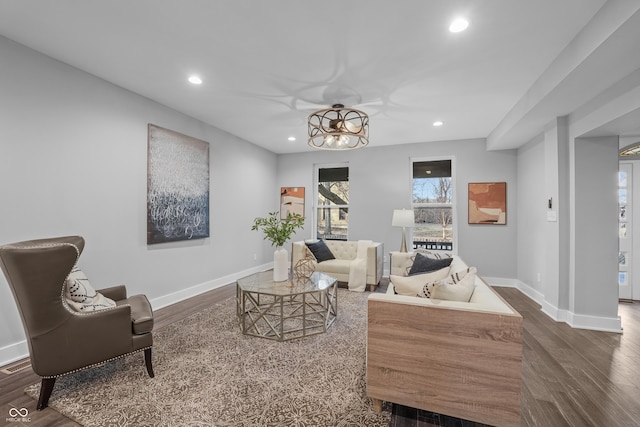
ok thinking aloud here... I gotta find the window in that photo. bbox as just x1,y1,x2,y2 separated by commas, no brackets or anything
412,159,454,251
316,165,349,240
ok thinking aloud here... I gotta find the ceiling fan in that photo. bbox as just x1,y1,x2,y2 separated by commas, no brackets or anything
307,103,369,150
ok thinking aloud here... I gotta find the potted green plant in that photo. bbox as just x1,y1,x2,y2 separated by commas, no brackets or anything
251,211,305,281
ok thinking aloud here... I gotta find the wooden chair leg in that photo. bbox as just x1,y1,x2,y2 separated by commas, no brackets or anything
144,348,154,378
37,377,56,410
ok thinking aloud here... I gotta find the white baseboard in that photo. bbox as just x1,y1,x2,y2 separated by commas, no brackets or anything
566,312,623,333
488,277,546,305
484,276,519,288
0,340,29,367
486,276,623,333
150,263,271,310
540,300,569,323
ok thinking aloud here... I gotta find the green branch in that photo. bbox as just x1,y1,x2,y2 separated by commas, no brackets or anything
251,211,305,247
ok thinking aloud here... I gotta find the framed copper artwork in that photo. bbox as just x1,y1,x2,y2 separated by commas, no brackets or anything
280,187,305,219
468,182,506,225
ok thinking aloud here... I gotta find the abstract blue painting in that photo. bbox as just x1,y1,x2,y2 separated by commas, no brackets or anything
147,124,210,244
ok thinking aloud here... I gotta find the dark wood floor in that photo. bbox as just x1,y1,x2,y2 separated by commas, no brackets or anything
2,282,639,427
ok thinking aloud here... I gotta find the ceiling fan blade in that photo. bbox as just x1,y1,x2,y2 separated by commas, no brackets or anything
342,120,362,134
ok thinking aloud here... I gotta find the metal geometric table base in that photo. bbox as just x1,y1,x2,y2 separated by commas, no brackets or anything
236,272,338,341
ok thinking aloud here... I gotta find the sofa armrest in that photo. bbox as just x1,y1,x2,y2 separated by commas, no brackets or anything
291,241,311,270
367,242,383,285
389,251,415,276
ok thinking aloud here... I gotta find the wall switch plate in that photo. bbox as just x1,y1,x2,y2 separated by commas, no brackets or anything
547,211,557,222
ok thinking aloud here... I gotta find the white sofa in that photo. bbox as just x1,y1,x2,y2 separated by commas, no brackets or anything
367,251,523,427
291,240,383,291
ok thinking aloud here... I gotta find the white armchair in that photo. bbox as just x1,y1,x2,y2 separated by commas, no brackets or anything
291,240,383,291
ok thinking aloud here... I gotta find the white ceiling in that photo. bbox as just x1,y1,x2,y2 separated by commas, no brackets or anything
3,0,635,154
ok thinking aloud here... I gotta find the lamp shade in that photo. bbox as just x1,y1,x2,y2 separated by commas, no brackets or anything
392,209,415,227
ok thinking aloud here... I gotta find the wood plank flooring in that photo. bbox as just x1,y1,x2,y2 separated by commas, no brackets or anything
391,287,640,427
1,282,639,426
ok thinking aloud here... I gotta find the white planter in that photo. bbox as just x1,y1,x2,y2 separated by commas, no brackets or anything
273,246,289,282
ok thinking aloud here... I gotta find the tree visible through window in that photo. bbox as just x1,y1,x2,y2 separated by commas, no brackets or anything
412,159,453,250
317,166,349,240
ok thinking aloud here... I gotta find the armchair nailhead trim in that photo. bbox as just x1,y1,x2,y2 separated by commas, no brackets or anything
42,346,151,379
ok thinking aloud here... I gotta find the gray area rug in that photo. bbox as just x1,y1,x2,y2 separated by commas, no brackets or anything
25,288,391,426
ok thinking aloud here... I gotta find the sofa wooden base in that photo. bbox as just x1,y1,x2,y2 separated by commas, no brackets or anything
367,296,522,427
367,253,523,427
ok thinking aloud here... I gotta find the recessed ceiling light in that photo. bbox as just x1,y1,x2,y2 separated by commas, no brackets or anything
288,136,296,141
433,120,444,127
449,18,469,33
188,75,202,85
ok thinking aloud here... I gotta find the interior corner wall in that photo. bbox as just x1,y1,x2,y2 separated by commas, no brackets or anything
516,119,573,321
542,124,562,311
0,36,277,365
573,136,619,319
277,139,518,279
516,135,547,293
556,118,571,310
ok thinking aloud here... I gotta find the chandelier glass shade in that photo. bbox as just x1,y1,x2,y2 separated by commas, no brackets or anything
308,104,369,150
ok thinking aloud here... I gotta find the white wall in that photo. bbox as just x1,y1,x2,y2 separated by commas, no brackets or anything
278,139,519,279
573,136,619,319
516,135,547,293
0,36,278,364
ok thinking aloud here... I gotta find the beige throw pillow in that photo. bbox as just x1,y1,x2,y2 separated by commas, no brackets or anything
427,267,477,302
65,267,116,312
391,266,451,296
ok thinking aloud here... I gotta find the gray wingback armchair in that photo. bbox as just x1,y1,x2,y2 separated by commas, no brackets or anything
0,235,154,410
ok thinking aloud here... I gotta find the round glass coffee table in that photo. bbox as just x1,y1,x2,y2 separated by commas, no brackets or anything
236,270,338,341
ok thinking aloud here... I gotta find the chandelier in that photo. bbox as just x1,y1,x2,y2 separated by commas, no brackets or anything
308,104,369,150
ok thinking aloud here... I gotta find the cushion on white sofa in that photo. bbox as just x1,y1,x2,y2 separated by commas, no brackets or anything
313,259,353,275
305,240,335,262
390,266,451,296
431,269,477,302
418,266,477,299
447,256,469,275
417,250,453,260
408,252,453,275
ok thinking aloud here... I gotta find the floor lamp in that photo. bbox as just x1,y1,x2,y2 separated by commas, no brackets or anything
392,209,415,252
